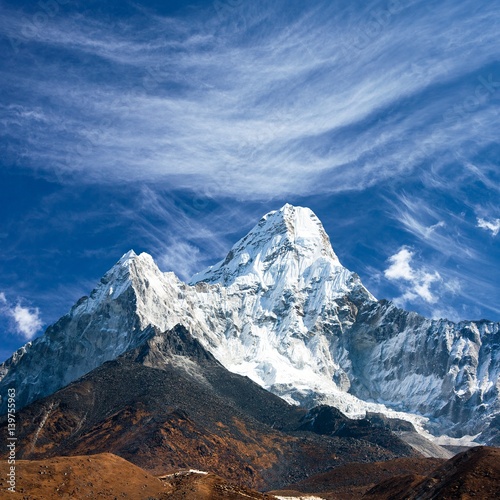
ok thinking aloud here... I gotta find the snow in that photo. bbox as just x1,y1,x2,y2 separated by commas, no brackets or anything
274,496,325,500
190,204,344,286
433,433,482,447
1,204,499,445
161,469,209,478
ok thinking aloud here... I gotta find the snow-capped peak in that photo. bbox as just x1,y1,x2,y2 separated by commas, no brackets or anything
118,249,138,264
116,250,158,271
263,204,340,263
190,204,342,286
72,250,166,317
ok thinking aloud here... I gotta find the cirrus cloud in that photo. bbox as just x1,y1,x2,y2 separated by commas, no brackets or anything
0,0,499,200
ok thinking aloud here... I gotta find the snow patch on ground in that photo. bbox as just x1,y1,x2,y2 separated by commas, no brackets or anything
433,433,482,447
188,469,208,475
274,496,326,500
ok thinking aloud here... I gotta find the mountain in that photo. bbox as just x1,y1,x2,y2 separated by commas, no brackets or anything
0,325,417,491
0,204,499,444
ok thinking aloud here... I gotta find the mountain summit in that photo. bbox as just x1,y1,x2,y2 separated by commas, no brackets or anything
0,204,499,445
191,203,343,285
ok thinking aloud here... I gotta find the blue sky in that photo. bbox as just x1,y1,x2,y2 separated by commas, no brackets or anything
0,0,499,360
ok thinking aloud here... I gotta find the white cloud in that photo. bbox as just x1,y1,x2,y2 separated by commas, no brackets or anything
477,217,500,236
147,242,201,282
0,293,43,340
426,221,446,237
384,247,415,281
158,239,201,281
11,305,43,340
384,247,442,304
0,1,498,199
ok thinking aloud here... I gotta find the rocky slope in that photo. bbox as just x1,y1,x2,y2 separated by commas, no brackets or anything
271,447,500,499
365,446,500,499
0,204,499,443
0,325,416,491
270,456,446,499
0,453,273,499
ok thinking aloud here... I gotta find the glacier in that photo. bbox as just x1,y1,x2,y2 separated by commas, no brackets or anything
0,203,499,444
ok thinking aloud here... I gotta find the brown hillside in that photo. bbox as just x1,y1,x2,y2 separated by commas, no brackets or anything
270,456,445,499
0,453,274,499
0,453,169,499
365,446,500,499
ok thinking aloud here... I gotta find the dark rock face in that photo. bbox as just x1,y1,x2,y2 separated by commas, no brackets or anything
0,281,146,414
365,412,416,432
0,325,418,491
297,405,349,434
272,456,446,499
297,405,417,458
479,414,500,446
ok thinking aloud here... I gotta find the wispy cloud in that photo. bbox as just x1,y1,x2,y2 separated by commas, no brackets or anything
477,217,500,236
113,186,264,280
0,1,498,200
384,192,477,259
157,238,201,280
380,190,500,318
0,292,43,340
